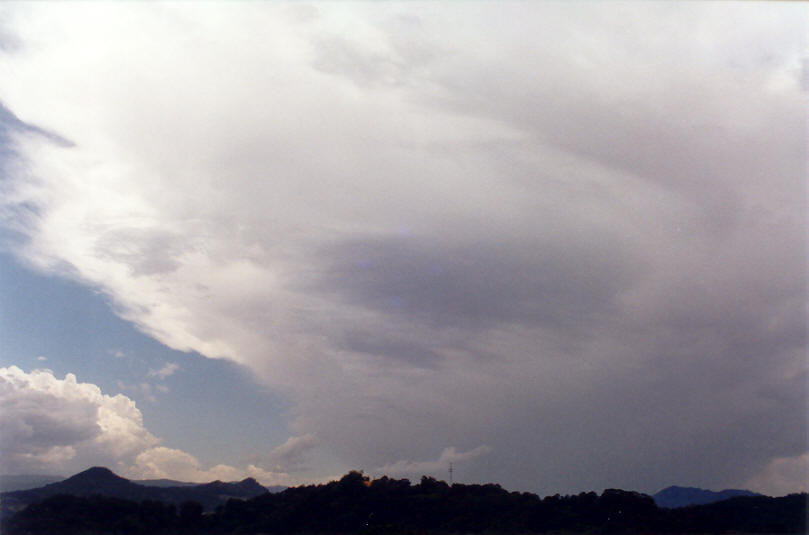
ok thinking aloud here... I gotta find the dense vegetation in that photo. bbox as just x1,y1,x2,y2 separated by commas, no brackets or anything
3,471,806,534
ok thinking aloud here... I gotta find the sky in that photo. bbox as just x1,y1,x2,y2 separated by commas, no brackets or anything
0,2,806,498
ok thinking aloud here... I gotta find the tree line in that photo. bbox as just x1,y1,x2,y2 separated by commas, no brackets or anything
3,471,807,534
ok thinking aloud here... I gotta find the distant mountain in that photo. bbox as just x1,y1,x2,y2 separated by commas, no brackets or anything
194,477,269,497
0,466,269,516
133,478,199,488
0,474,65,493
653,485,762,508
135,477,286,493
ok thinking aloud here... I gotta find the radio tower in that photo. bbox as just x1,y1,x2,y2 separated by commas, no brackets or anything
448,462,454,485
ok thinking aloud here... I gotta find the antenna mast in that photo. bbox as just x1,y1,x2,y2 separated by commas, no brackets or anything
448,462,454,485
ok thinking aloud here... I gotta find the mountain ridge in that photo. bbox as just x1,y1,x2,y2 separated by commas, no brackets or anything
652,485,762,508
0,466,272,517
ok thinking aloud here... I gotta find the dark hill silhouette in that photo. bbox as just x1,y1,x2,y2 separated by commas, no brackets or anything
653,484,762,508
2,471,807,534
196,477,268,496
135,476,286,493
0,466,269,517
3,471,806,534
57,466,132,494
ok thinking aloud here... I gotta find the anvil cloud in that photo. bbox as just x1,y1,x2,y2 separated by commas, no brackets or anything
0,2,806,496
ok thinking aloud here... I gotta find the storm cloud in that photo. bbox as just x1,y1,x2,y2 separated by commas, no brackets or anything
0,2,805,495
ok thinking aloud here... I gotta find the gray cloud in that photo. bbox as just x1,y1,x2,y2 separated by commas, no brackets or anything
337,328,442,368
266,434,320,470
312,232,639,332
377,445,492,478
95,229,187,277
0,2,804,495
0,388,100,454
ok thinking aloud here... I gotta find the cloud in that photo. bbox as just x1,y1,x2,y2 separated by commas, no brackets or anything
0,366,296,486
116,380,158,404
0,3,805,494
0,366,158,474
131,446,296,486
147,362,179,380
745,452,809,497
313,232,637,332
377,446,492,478
267,434,319,470
119,363,179,403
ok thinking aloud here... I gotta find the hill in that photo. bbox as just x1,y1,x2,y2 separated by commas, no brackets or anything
2,471,806,534
653,485,762,508
134,477,285,493
0,466,268,517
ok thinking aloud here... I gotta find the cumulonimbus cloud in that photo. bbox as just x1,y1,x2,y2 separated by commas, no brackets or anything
0,3,805,494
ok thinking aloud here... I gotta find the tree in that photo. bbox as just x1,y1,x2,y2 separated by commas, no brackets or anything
179,500,202,530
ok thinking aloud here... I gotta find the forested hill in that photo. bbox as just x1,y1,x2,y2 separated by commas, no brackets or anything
0,466,268,516
3,470,807,534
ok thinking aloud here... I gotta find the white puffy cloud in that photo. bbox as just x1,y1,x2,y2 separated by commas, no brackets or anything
0,3,805,494
131,446,296,486
0,367,298,486
0,366,158,474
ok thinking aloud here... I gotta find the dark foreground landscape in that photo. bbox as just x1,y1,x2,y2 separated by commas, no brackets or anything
1,469,806,534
